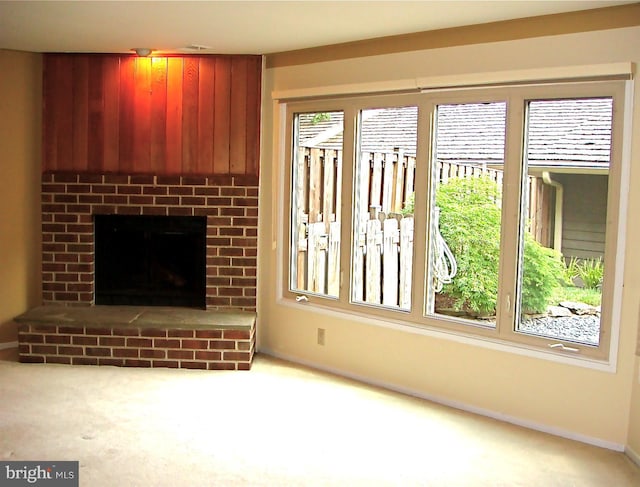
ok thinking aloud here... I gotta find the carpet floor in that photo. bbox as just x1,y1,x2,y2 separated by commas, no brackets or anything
1,353,639,486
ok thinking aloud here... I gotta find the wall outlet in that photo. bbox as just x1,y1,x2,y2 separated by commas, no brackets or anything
317,328,326,346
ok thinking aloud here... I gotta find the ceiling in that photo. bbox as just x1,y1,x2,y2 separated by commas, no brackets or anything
0,1,635,56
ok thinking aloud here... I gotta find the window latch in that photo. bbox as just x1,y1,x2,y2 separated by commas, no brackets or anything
295,295,309,303
549,343,579,353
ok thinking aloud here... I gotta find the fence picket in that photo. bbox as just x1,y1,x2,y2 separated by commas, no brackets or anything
370,152,383,210
365,219,381,303
308,149,323,223
399,217,414,309
327,222,341,296
382,217,400,306
393,150,405,212
381,152,395,213
322,149,336,230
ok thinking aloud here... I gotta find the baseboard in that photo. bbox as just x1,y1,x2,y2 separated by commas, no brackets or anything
260,348,625,452
625,445,640,467
0,341,18,351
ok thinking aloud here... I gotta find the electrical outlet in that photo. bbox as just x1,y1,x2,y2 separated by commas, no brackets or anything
317,328,326,346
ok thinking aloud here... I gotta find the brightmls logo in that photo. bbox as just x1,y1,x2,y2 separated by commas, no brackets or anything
0,462,78,487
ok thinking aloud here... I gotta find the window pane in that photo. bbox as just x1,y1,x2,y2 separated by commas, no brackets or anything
351,107,417,310
290,111,343,297
426,102,507,326
517,98,612,346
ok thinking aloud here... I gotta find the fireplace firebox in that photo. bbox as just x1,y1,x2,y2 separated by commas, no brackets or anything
94,215,207,308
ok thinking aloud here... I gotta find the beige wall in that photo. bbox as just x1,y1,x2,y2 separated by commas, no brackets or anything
0,50,42,357
259,26,640,448
628,356,640,459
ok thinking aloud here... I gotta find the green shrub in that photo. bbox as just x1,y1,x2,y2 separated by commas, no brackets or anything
521,233,565,313
577,257,604,289
436,176,562,315
561,256,581,286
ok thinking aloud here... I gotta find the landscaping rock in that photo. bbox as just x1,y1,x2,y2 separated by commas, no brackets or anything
559,301,598,315
519,314,600,345
547,305,573,317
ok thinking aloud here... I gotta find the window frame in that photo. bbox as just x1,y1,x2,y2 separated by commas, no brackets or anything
279,80,629,364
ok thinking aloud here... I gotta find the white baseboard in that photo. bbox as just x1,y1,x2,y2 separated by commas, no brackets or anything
625,445,640,467
260,348,625,452
0,341,18,351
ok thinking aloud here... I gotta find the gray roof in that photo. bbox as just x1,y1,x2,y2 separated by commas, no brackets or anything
298,98,613,169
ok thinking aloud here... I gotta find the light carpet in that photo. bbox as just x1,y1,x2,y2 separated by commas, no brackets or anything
1,354,639,486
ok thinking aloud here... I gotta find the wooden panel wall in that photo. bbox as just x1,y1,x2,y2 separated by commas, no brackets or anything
43,54,261,176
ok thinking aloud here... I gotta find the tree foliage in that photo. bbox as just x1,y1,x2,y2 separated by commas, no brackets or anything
435,176,563,315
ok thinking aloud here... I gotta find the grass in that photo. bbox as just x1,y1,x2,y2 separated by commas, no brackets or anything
549,285,601,307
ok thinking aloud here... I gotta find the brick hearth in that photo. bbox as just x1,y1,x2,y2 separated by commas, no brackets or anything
16,306,256,370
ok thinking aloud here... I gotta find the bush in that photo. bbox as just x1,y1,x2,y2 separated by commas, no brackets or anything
577,257,604,289
521,233,564,313
561,256,580,286
435,176,563,315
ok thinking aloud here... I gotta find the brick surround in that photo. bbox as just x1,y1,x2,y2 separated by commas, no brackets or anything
41,172,258,311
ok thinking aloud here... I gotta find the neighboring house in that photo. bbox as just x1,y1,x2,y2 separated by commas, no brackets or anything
298,99,612,260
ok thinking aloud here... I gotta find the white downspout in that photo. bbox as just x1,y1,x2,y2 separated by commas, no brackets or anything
541,171,563,253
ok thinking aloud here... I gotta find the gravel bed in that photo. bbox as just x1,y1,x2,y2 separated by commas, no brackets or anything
519,314,600,345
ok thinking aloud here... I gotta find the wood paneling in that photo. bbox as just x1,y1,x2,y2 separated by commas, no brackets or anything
43,54,262,176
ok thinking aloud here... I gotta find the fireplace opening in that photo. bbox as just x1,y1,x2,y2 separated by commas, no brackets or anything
94,215,207,308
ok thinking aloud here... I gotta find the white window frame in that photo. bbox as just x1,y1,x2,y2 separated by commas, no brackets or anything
277,78,632,368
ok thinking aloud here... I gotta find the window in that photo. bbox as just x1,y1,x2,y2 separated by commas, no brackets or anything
427,102,506,326
289,110,344,298
516,97,613,348
282,81,627,361
351,106,417,311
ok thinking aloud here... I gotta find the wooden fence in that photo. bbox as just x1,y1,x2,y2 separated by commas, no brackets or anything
293,147,549,306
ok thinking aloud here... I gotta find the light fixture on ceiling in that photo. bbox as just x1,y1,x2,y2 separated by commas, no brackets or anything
131,48,153,57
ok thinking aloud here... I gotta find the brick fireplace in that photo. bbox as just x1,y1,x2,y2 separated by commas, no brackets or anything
19,172,259,370
41,172,258,311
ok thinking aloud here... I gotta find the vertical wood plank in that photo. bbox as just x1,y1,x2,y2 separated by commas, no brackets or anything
182,57,199,174
72,55,89,171
245,56,261,176
327,222,341,297
133,58,152,172
197,57,215,174
381,152,394,213
382,218,399,306
213,56,231,174
42,55,60,171
150,57,168,173
118,56,135,173
322,149,335,231
335,150,342,223
166,57,183,174
308,148,322,223
370,152,383,209
87,56,105,172
405,156,415,205
296,223,308,291
102,56,120,172
399,217,414,310
229,56,248,174
366,219,382,303
56,56,74,170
